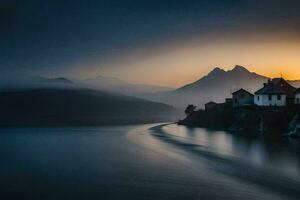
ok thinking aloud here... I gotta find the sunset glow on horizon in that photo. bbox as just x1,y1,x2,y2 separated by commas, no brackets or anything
69,32,300,87
2,0,300,88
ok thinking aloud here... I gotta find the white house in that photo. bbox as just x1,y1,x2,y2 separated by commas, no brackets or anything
254,92,286,106
295,88,300,104
254,78,296,106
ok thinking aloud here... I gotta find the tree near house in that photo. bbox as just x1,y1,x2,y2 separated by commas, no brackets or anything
185,104,196,116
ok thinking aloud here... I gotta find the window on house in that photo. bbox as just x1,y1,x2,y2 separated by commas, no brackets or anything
257,96,260,101
234,98,237,103
297,98,300,103
268,95,272,100
241,94,244,98
277,95,281,100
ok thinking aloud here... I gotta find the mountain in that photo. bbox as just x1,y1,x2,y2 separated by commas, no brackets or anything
83,75,173,95
177,65,268,93
0,74,172,96
144,65,271,108
0,89,179,126
147,65,300,108
288,80,300,88
45,77,74,85
0,75,77,91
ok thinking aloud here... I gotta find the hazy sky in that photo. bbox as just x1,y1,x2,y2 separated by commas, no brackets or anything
1,0,300,87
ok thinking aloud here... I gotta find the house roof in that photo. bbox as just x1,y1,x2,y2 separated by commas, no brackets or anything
205,101,217,106
232,88,254,96
255,84,286,95
271,78,282,85
255,78,296,97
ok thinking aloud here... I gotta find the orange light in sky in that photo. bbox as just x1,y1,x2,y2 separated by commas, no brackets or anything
70,32,300,87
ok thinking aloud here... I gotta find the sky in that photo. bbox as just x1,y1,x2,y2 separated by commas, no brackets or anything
1,0,300,87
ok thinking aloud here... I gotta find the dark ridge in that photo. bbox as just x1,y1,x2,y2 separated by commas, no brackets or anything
0,89,179,126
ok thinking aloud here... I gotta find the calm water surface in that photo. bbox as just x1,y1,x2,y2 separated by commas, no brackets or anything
0,124,299,200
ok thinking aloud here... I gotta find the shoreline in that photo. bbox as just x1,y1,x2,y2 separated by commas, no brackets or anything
147,123,300,198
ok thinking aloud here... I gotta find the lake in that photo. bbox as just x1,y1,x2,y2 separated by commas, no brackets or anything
0,124,299,199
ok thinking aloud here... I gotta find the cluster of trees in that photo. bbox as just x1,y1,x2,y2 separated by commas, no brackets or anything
184,104,196,116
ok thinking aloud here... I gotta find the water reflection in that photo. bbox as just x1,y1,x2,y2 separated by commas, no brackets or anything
161,124,300,176
0,125,299,199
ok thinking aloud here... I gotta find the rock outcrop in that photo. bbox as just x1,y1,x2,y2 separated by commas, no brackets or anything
178,105,300,138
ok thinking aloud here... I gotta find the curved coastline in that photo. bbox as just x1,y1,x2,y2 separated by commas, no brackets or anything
147,123,300,199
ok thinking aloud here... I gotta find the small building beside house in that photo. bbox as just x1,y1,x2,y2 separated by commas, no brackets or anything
254,78,296,106
295,88,300,104
205,101,218,110
232,89,254,107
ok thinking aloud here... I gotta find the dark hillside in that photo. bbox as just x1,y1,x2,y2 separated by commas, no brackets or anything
0,89,179,126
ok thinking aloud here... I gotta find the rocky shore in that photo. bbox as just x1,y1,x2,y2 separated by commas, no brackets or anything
178,105,300,138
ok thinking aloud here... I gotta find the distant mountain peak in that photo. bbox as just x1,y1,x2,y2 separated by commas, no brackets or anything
84,74,173,95
95,75,123,81
230,65,249,73
46,77,74,84
208,67,226,75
